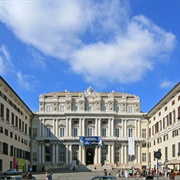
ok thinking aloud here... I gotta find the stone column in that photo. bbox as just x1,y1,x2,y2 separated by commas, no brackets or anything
124,145,127,164
138,145,141,163
42,144,45,164
78,146,82,164
69,145,72,164
120,145,124,164
66,118,69,136
82,118,85,136
124,120,127,137
121,145,124,163
82,146,85,165
111,144,114,164
98,119,101,136
79,118,82,135
134,120,136,137
42,119,45,137
52,144,55,164
108,145,111,163
138,120,141,137
94,146,98,164
56,119,58,137
53,119,56,135
108,119,111,136
66,145,69,164
98,146,101,164
38,143,41,163
56,144,59,164
39,119,42,137
111,118,114,136
122,120,124,137
95,118,98,136
69,118,72,136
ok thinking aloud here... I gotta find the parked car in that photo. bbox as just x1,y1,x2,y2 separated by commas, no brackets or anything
3,169,18,175
91,175,117,180
0,175,37,180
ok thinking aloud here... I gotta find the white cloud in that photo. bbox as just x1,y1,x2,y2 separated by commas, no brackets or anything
0,45,13,74
16,71,37,91
160,81,174,89
0,45,37,91
0,0,176,84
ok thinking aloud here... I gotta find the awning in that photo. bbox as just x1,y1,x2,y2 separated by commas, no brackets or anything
165,159,180,165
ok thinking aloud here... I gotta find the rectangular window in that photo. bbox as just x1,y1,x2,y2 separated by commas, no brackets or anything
46,127,52,137
73,128,78,137
142,129,146,138
165,147,168,160
6,108,9,122
15,116,18,127
87,128,92,136
5,129,8,136
73,105,77,111
32,152,37,161
59,145,65,162
59,128,64,137
142,153,146,162
115,128,119,137
10,132,13,138
172,144,175,157
0,103,4,118
178,142,180,156
11,113,14,125
128,106,134,113
102,128,106,137
128,128,133,137
46,105,51,112
32,128,37,137
59,105,64,112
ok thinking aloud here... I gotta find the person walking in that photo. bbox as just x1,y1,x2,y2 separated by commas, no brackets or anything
169,169,175,180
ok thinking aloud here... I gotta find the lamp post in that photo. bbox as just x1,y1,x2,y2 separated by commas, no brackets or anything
154,151,162,180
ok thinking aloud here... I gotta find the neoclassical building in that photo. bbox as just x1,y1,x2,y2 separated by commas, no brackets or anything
0,76,33,173
1,74,179,173
31,87,148,171
147,82,180,170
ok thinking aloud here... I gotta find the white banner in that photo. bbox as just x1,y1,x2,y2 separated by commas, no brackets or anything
128,137,135,155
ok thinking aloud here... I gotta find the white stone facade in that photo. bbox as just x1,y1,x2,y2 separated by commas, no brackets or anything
32,87,148,171
0,76,33,173
147,82,180,171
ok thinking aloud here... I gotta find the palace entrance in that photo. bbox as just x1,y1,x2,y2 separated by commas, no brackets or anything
86,148,94,165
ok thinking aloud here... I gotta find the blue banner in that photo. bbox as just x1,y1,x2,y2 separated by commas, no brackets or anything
79,136,102,146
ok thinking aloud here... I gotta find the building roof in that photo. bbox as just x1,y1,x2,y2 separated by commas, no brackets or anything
0,76,33,115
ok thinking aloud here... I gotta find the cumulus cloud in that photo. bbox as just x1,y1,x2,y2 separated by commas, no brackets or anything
0,0,176,84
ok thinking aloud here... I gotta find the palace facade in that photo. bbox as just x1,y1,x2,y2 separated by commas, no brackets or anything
31,87,148,171
0,76,33,172
0,75,180,173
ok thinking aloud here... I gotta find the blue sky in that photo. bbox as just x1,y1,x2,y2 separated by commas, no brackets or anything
0,0,179,113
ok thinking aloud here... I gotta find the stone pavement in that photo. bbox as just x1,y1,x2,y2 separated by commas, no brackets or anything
32,168,170,180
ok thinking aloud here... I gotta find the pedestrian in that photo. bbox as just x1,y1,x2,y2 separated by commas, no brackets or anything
169,169,175,180
27,171,32,179
104,169,107,176
45,172,48,180
125,169,129,178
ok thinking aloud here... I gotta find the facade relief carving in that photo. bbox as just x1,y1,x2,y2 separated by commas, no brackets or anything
53,103,57,111
40,103,44,111
135,104,140,112
66,101,71,110
122,104,126,112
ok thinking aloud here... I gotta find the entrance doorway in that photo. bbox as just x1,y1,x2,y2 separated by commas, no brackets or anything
86,148,94,165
